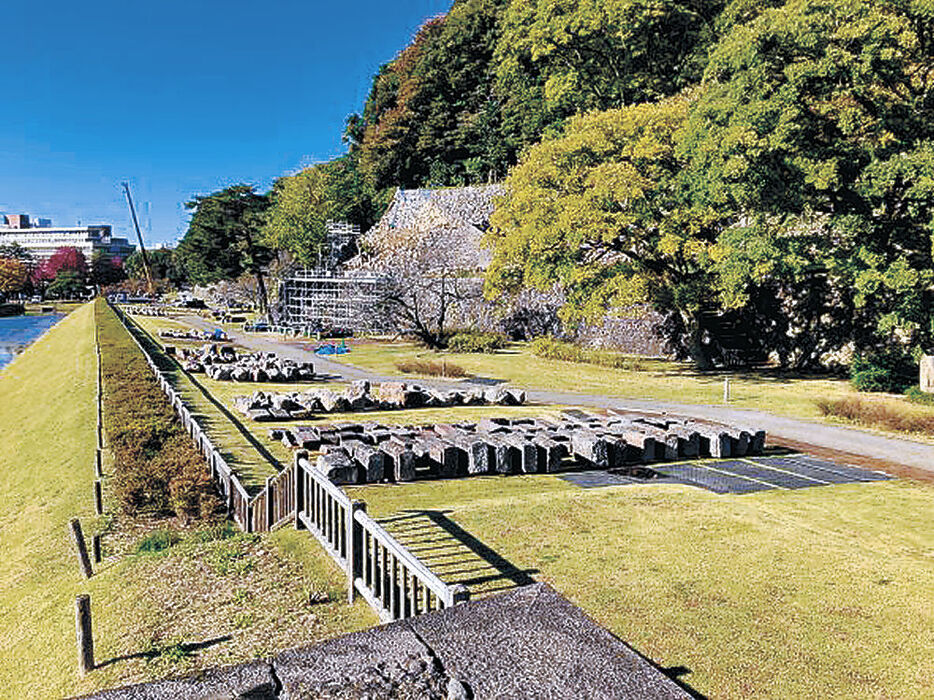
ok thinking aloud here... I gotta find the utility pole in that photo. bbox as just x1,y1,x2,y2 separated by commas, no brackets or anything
121,182,155,296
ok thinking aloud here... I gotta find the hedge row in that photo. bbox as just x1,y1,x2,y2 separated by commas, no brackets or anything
529,337,645,371
446,330,508,354
96,299,217,520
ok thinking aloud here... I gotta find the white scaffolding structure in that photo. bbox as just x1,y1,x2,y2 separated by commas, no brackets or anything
278,267,387,332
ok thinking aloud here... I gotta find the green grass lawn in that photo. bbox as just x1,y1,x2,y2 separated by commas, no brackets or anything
342,341,858,419
350,474,934,699
0,303,372,698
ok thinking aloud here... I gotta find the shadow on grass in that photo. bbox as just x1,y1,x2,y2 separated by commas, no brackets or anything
380,511,708,698
95,634,232,669
659,665,708,700
380,510,538,596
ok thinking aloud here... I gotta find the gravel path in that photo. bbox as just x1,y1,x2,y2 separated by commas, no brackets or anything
184,317,934,475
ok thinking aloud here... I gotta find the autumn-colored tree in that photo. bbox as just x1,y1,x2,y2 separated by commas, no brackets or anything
353,0,510,191
90,251,127,288
34,247,88,282
0,257,29,299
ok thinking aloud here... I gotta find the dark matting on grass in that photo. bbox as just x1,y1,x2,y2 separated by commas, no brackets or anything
560,453,892,494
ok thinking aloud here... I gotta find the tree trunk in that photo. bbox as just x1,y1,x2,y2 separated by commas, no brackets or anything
255,271,269,318
684,311,714,370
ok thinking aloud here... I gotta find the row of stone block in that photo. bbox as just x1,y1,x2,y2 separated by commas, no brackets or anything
238,380,526,422
286,411,767,485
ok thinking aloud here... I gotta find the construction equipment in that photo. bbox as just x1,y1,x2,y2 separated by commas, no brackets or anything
121,182,155,295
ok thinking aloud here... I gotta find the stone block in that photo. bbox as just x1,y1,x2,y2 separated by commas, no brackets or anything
668,428,700,459
692,426,731,458
503,434,539,473
748,429,766,454
528,435,567,473
376,382,408,407
478,417,511,433
485,435,520,474
731,430,750,457
380,442,417,482
570,431,610,468
350,443,386,483
619,430,657,463
315,449,358,485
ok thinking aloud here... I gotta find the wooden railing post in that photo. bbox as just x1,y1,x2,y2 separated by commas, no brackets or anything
294,452,307,530
68,518,92,579
265,476,274,531
347,501,366,603
75,595,94,675
92,534,102,564
450,583,471,606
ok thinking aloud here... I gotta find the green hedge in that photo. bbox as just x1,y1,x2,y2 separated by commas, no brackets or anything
849,350,915,393
96,299,216,520
446,330,508,353
529,337,645,371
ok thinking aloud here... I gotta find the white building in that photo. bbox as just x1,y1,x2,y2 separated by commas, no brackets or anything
0,214,135,263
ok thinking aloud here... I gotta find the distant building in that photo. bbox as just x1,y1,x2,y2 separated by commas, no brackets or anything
0,214,135,263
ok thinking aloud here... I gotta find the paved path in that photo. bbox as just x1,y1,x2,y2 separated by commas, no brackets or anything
187,317,934,475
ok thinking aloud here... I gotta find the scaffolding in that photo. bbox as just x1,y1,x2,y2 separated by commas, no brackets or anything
278,267,387,333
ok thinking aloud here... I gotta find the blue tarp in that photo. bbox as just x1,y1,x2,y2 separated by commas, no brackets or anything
314,341,350,355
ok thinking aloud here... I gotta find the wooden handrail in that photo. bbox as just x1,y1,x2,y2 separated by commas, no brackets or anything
353,508,452,605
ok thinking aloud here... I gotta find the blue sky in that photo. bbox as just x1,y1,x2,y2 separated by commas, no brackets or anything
0,0,451,247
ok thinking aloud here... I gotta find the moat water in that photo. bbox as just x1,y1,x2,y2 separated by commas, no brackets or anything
0,314,65,370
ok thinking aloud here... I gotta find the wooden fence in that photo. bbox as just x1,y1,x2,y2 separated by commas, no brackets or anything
109,301,287,533
108,301,468,620
294,454,468,622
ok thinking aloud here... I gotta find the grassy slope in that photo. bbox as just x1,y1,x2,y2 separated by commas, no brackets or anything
352,475,934,699
124,313,283,491
0,304,372,698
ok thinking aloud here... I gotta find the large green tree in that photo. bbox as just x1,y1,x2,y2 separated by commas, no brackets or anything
682,0,934,365
262,156,382,265
487,94,729,367
176,185,273,313
126,248,186,286
352,0,510,191
493,0,725,152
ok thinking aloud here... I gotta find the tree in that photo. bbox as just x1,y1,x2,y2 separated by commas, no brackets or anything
354,0,511,191
0,258,29,300
681,0,934,366
35,247,87,282
46,269,87,299
493,0,724,152
486,94,731,367
126,248,186,286
175,185,273,314
90,252,127,288
0,243,34,262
